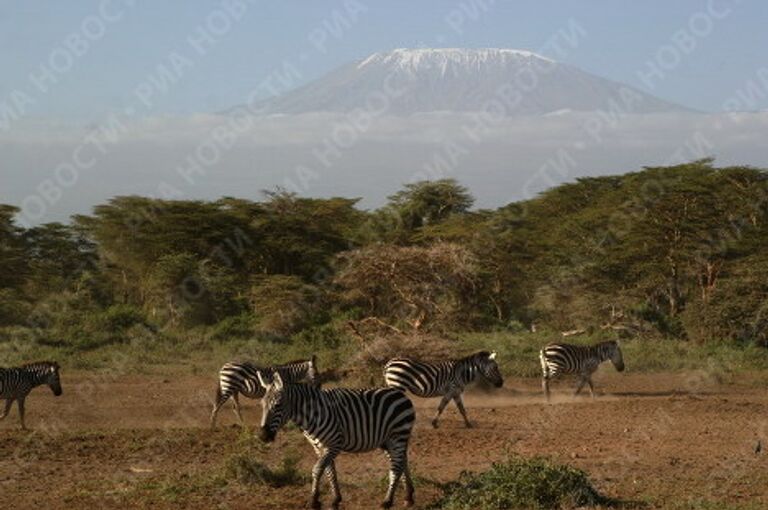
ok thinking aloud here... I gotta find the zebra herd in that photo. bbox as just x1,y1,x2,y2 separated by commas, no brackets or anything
205,340,624,508
0,340,625,508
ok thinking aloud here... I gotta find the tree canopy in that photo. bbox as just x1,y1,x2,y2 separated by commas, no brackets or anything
2,161,767,346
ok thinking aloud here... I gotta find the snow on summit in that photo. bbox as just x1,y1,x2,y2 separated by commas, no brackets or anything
246,48,689,116
357,48,556,72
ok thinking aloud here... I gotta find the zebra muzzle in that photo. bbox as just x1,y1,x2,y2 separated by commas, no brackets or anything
259,427,276,443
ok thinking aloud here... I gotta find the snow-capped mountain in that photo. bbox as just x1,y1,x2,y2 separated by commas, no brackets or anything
249,48,690,116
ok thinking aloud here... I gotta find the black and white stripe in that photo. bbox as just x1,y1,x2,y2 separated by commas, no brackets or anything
0,361,62,430
383,351,503,429
259,373,415,509
210,356,318,428
540,340,625,400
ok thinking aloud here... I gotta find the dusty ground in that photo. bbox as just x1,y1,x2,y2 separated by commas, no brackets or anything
2,367,768,509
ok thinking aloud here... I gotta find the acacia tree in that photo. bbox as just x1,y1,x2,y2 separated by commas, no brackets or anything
373,179,475,244
250,190,363,279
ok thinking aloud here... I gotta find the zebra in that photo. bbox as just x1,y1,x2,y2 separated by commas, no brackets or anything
258,372,416,510
383,351,503,429
0,361,62,430
210,356,318,428
540,340,625,401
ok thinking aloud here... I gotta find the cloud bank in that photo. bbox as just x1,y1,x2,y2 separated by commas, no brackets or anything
2,111,767,225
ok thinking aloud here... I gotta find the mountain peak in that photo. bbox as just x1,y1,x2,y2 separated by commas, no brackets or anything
357,48,555,70
245,47,690,116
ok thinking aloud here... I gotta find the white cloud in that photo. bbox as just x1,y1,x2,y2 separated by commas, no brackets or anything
1,111,767,225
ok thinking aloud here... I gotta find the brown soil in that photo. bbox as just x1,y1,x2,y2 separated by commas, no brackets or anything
2,368,767,509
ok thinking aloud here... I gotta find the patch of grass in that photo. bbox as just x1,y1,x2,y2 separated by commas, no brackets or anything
225,452,305,487
431,456,609,510
223,431,307,488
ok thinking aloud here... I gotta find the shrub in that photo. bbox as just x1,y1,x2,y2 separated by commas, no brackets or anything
432,456,607,510
97,304,145,333
250,275,327,338
209,313,255,341
334,243,481,330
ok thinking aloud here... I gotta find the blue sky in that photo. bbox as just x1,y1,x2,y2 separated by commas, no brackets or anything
1,0,767,121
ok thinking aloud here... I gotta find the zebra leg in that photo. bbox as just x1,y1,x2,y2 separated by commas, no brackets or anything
209,388,229,429
431,395,451,428
231,393,245,425
453,394,473,428
574,377,587,396
587,377,595,398
325,461,342,509
403,463,415,507
18,397,26,430
542,377,551,402
0,399,12,419
310,450,337,509
382,441,409,508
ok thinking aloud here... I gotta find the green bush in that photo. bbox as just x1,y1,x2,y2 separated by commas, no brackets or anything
209,313,255,341
432,456,607,510
97,304,145,332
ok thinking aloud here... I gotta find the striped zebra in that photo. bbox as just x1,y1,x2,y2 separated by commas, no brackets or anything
540,340,625,401
383,351,503,429
258,372,415,509
0,361,62,430
210,356,318,428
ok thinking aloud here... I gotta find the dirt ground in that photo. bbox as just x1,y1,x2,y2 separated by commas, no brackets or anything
2,367,768,509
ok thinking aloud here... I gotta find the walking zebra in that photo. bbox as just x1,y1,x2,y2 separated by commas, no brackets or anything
210,356,318,428
0,361,62,430
540,340,625,401
258,372,415,509
383,351,503,429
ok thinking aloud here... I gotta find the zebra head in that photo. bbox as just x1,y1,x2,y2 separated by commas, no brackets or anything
44,362,63,396
476,351,504,388
257,371,288,443
605,341,625,372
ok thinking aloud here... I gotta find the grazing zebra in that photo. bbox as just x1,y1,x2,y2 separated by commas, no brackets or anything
383,351,503,429
258,372,415,509
0,361,62,430
540,340,625,401
210,356,318,428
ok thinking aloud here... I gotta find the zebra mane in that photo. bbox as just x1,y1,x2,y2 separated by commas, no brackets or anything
280,358,312,366
459,351,491,363
20,360,59,370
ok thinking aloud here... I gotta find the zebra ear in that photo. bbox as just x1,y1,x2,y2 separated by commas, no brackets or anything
257,371,270,389
489,351,497,360
273,371,284,389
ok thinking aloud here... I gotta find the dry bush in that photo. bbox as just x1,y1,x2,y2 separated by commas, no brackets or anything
344,322,455,385
334,242,480,330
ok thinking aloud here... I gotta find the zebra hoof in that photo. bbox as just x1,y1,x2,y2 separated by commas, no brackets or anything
309,499,322,509
404,496,415,507
431,420,439,429
380,501,393,509
465,422,474,429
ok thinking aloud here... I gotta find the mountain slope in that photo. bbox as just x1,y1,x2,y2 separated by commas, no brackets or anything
251,48,690,116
